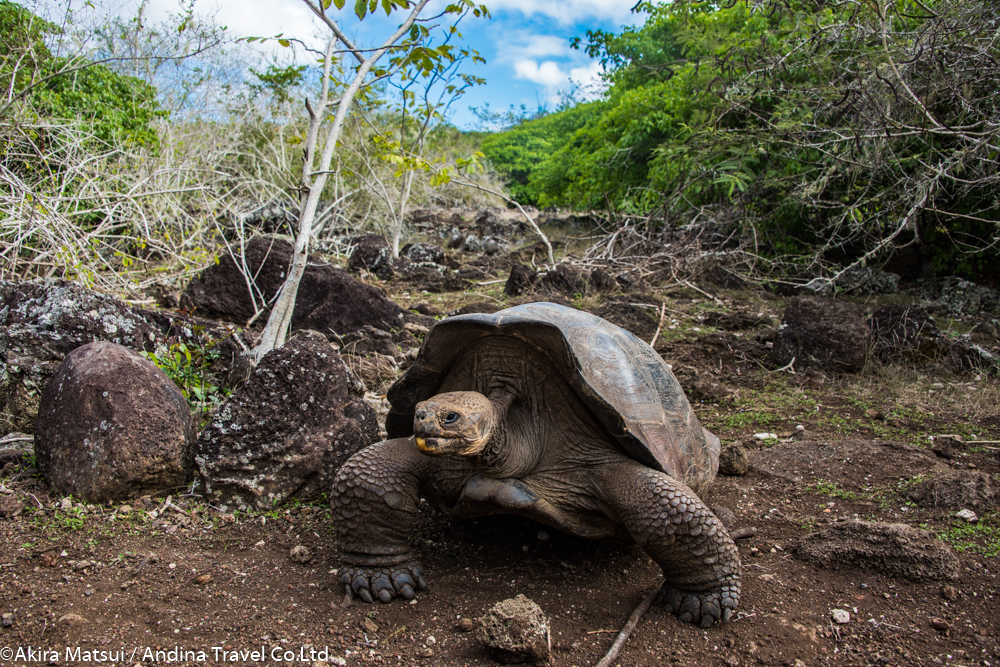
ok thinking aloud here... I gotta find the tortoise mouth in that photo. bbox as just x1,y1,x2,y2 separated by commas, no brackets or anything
414,435,485,457
414,436,457,455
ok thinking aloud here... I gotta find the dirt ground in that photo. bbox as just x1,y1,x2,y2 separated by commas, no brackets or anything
2,271,1000,667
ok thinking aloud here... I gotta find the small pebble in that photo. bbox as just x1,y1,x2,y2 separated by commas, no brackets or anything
290,545,312,564
455,618,475,632
58,613,87,626
831,609,850,624
930,617,951,634
956,509,978,523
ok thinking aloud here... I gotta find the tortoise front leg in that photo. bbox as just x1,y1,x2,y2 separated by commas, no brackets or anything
593,461,741,628
331,437,469,603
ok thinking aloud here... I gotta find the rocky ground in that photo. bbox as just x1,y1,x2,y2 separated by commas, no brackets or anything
1,210,999,667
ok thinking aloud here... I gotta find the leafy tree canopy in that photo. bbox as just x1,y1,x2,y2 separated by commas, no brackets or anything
1,1,165,150
485,0,1000,280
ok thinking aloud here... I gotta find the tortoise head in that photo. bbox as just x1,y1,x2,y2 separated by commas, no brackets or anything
413,391,496,457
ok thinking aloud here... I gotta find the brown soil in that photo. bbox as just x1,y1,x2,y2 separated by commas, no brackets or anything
3,270,1000,667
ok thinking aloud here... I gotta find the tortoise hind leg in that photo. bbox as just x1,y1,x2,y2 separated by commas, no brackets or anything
332,437,470,603
593,460,741,628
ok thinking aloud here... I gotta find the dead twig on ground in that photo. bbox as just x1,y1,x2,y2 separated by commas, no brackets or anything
774,357,796,374
730,527,758,540
649,301,667,347
595,584,661,667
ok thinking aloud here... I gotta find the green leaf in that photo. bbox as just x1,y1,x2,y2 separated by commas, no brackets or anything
355,0,368,19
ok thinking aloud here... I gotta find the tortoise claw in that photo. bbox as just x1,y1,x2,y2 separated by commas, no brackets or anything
658,582,738,628
339,560,428,604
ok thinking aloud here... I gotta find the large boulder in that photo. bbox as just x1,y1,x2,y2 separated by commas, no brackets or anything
0,279,162,434
348,234,392,273
834,267,900,295
404,242,445,265
195,331,380,511
179,236,415,337
772,296,869,372
34,342,194,502
905,277,1000,315
536,264,585,297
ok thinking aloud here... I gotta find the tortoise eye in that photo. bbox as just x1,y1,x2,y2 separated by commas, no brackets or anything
444,412,460,424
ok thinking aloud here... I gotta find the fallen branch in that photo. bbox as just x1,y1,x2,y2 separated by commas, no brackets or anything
774,357,796,374
649,301,667,348
682,279,723,304
595,585,661,667
730,527,757,540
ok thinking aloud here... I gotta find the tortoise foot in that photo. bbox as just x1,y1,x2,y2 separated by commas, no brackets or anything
340,559,427,604
658,582,739,628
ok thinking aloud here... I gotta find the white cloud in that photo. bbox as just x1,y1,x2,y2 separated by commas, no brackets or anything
517,34,573,58
568,60,605,91
514,59,567,87
485,0,636,24
513,57,605,104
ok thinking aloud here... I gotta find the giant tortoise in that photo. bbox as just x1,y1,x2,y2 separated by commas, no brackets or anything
332,302,741,627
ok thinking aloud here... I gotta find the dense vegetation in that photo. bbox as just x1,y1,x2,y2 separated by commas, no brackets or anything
482,0,1000,282
0,1,499,291
3,0,999,289
1,2,163,148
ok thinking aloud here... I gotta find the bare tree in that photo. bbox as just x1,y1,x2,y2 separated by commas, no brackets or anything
246,0,489,364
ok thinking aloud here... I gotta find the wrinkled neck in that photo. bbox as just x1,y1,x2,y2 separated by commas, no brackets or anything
467,390,540,478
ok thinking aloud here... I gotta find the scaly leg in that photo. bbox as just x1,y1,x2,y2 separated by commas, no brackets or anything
331,437,471,603
593,461,741,627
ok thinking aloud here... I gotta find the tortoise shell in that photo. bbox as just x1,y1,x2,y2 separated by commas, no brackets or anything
386,302,720,493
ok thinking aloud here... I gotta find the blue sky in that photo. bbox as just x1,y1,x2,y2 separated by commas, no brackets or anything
138,0,643,128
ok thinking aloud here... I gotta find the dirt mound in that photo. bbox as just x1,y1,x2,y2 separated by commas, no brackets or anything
772,296,869,372
536,264,585,297
504,264,538,297
906,469,997,512
794,520,961,581
752,439,941,488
